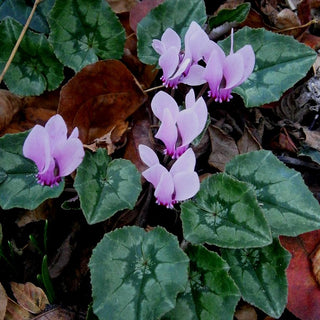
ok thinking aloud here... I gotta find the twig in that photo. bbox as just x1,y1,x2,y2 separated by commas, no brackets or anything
144,84,165,93
0,0,43,84
274,19,319,33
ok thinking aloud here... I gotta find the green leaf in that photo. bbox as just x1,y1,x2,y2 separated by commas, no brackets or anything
221,239,291,318
219,27,317,107
0,132,64,210
137,0,207,65
0,17,64,96
225,150,320,236
48,0,125,72
74,149,142,224
208,2,251,28
299,145,320,165
0,0,55,33
181,173,272,248
89,226,189,320
163,245,240,320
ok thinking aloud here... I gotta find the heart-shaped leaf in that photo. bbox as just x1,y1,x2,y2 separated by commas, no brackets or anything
0,132,64,210
219,27,317,107
225,150,320,236
48,0,125,72
90,226,189,320
0,18,64,96
163,245,240,320
181,173,272,248
137,0,207,65
221,239,291,318
74,149,142,224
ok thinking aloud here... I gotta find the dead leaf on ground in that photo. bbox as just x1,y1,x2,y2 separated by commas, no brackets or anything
280,230,320,320
237,125,262,154
10,282,48,315
4,298,33,320
106,0,138,13
235,302,257,320
208,125,239,171
0,283,7,320
58,60,146,144
33,307,76,320
0,90,23,134
302,126,320,151
311,245,320,285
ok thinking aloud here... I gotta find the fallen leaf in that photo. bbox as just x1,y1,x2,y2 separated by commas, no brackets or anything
237,125,261,154
58,60,146,144
4,298,33,320
106,0,138,13
303,126,320,151
129,0,165,32
280,230,320,320
311,245,320,285
235,302,257,320
0,283,7,320
33,307,76,319
0,90,23,133
10,282,49,314
208,125,239,171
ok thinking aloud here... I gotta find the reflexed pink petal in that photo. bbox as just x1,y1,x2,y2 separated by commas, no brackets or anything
23,125,51,173
152,39,165,55
69,127,79,139
192,97,207,131
138,145,159,167
169,58,191,81
154,171,174,207
236,44,255,83
142,163,168,187
185,89,195,109
170,148,196,176
151,91,179,122
223,53,245,90
177,108,199,147
161,28,181,51
181,65,206,86
155,108,178,156
204,51,224,98
45,114,68,151
203,41,225,63
159,46,180,82
173,171,199,201
53,138,84,177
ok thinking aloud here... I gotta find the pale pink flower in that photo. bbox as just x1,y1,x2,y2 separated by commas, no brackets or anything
151,89,207,158
139,145,199,208
23,114,84,187
203,29,255,102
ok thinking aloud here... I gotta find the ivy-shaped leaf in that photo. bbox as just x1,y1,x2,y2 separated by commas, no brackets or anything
0,132,64,210
163,245,240,320
137,0,207,65
74,149,142,224
90,226,189,320
208,2,251,29
0,0,55,33
48,0,125,72
219,27,317,107
0,17,64,96
225,150,320,236
221,239,291,318
181,173,272,248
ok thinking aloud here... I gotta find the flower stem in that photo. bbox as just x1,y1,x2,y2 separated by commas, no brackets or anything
0,0,43,84
144,84,165,93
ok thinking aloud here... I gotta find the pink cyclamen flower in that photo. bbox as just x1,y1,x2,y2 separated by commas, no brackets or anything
152,21,211,88
151,89,207,158
23,114,84,187
203,29,255,102
139,145,200,208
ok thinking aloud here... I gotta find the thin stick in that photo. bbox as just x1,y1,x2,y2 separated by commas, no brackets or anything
0,0,43,84
144,84,165,93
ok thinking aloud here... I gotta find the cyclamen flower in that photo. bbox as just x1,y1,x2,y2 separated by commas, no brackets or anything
203,29,255,102
151,89,207,158
139,145,199,208
152,21,211,88
23,114,84,187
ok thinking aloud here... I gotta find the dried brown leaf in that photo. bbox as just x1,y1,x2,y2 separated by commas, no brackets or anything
106,0,138,13
235,303,257,320
4,298,33,320
311,245,320,285
303,126,320,151
0,90,23,133
33,307,76,320
0,283,7,320
10,282,48,314
237,125,262,154
58,60,146,144
208,125,239,171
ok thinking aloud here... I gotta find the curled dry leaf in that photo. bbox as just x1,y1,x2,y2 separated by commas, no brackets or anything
311,245,320,285
235,302,257,320
10,282,49,314
58,60,146,144
303,127,320,151
106,0,138,13
5,298,33,320
0,90,23,133
0,282,7,320
33,307,76,320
